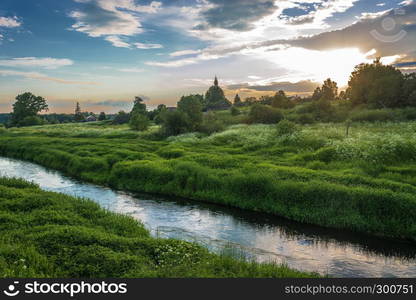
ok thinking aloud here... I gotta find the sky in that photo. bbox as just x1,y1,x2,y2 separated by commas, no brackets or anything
0,0,415,113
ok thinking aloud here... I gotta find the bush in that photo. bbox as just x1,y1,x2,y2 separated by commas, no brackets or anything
18,116,45,127
350,110,393,122
296,113,315,124
248,104,284,124
276,120,298,136
230,106,240,116
161,111,191,137
129,113,150,131
113,111,130,125
199,112,225,135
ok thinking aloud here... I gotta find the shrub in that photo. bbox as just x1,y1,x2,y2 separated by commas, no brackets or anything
276,120,298,136
296,113,315,124
248,104,284,124
157,147,185,159
129,113,150,131
161,111,191,137
230,106,240,116
18,116,45,127
350,110,393,122
113,111,130,125
199,112,225,135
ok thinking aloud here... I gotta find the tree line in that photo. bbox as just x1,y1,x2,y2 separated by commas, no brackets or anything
4,59,416,133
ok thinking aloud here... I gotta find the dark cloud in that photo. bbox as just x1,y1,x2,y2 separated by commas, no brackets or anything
285,14,315,25
199,0,277,31
88,100,133,107
396,61,416,68
85,96,150,108
227,80,320,92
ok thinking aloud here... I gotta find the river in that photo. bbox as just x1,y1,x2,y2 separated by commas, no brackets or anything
0,156,415,277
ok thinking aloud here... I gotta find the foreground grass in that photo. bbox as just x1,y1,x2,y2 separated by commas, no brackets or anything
0,177,316,278
0,121,415,242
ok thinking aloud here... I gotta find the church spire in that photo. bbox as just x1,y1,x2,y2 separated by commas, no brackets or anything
214,76,218,87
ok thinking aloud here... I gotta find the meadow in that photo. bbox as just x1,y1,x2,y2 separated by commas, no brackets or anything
0,119,415,242
0,177,316,277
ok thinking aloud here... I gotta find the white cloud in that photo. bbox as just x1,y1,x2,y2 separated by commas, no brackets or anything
118,67,144,73
134,42,163,49
0,69,97,85
0,57,74,69
283,0,359,28
146,51,223,67
105,36,131,48
170,49,202,57
69,0,162,47
0,16,21,28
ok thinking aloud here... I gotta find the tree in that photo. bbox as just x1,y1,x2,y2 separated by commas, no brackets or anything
244,97,257,106
131,96,147,115
113,111,130,125
234,94,242,106
161,111,190,136
177,95,203,131
312,79,338,102
129,113,150,131
152,104,168,125
271,90,294,109
321,79,338,101
348,58,404,108
312,87,322,101
10,92,48,126
74,102,85,122
403,73,416,106
98,112,107,121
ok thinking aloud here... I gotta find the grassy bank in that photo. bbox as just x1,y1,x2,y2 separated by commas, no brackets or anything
0,121,415,242
0,177,316,278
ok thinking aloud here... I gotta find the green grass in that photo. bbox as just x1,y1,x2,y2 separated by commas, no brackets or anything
0,121,415,242
0,177,316,278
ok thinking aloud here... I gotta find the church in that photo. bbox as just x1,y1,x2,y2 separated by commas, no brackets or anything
204,77,232,111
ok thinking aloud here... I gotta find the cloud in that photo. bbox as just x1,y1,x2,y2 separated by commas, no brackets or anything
86,100,132,107
118,67,144,73
198,0,277,31
146,50,223,67
0,69,98,85
281,0,359,28
227,80,320,93
150,1,416,71
0,16,21,28
69,0,162,47
287,2,416,59
170,49,202,57
105,36,131,48
0,57,73,69
134,42,163,49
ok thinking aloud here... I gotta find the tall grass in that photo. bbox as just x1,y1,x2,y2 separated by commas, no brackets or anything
1,121,416,242
0,177,316,278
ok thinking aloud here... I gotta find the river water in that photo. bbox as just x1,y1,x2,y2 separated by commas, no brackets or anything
0,157,415,277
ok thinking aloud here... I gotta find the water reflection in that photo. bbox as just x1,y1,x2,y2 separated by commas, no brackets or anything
0,157,415,277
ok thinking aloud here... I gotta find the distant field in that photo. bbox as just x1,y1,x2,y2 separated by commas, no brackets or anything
0,120,415,242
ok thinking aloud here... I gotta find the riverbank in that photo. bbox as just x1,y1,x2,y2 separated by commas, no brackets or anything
0,122,415,242
0,176,317,277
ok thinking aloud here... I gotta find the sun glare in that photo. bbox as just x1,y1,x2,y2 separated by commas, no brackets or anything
257,47,376,87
